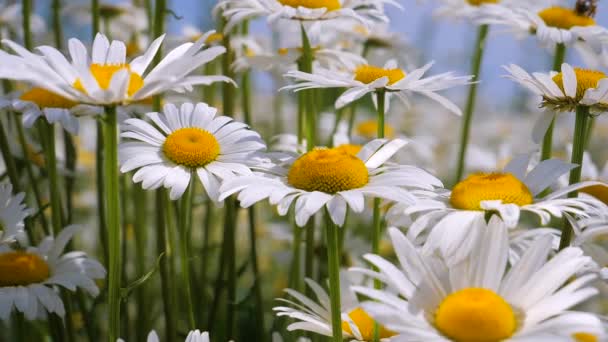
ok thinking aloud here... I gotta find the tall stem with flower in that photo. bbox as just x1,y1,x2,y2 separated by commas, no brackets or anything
541,43,567,162
454,24,489,183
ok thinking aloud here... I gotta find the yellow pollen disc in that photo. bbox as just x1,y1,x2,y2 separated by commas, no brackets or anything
450,173,533,210
573,332,598,342
162,128,220,168
73,63,144,98
435,288,517,342
355,65,405,85
580,184,608,205
335,144,362,156
278,0,341,10
205,32,224,44
356,120,395,139
0,252,50,286
341,307,396,340
19,87,76,109
552,68,606,101
287,148,369,193
538,7,596,30
277,47,289,56
466,0,499,6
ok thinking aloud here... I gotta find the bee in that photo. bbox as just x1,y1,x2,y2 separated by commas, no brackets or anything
575,0,598,18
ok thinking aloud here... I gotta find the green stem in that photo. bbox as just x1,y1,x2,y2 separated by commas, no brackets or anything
558,105,589,250
104,105,121,342
39,122,64,236
325,211,343,342
371,90,386,342
22,0,32,49
289,223,302,291
92,0,100,36
541,43,567,162
300,24,316,151
156,190,176,341
454,24,489,183
304,221,315,285
0,120,20,192
584,116,595,150
247,206,266,341
133,184,149,341
15,118,48,235
199,200,213,327
179,181,196,328
52,0,63,49
225,200,237,340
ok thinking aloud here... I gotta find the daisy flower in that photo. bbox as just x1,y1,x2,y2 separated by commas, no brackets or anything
504,62,608,136
219,138,443,227
0,225,105,320
274,275,396,341
8,88,80,134
0,183,29,245
282,60,472,115
386,154,608,263
216,0,395,33
475,0,608,46
119,102,266,202
0,31,232,106
351,218,606,341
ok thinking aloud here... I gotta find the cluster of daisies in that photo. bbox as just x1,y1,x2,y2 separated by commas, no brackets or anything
0,0,607,341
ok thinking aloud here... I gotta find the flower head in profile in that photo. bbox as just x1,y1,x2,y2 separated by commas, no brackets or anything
0,31,232,106
352,218,605,341
119,102,266,202
504,63,608,114
220,138,442,226
0,183,30,245
215,0,398,33
0,225,106,320
275,275,396,341
283,60,472,114
475,0,608,46
118,329,211,342
387,154,608,263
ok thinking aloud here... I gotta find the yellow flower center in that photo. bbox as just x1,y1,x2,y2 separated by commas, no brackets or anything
205,32,224,45
287,148,369,193
341,307,396,340
356,120,395,139
19,87,77,109
450,173,533,210
162,128,220,168
552,68,606,100
278,0,341,10
573,332,598,342
538,7,596,30
466,0,499,6
73,63,144,98
0,252,50,287
435,288,517,342
335,144,362,156
580,184,608,205
354,65,405,85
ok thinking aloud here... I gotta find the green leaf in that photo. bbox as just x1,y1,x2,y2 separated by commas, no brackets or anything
120,252,165,300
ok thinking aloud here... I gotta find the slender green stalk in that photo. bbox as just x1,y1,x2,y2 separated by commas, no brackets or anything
541,43,567,162
240,42,266,341
371,90,386,342
454,24,489,183
156,190,176,341
52,0,64,49
558,105,590,250
198,200,213,327
328,108,345,147
0,120,19,192
133,184,149,341
104,105,122,342
304,221,315,284
15,118,48,234
289,223,303,291
39,122,64,235
92,0,100,35
225,200,237,340
300,24,316,151
584,116,595,150
325,211,343,342
22,0,33,49
179,181,196,328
